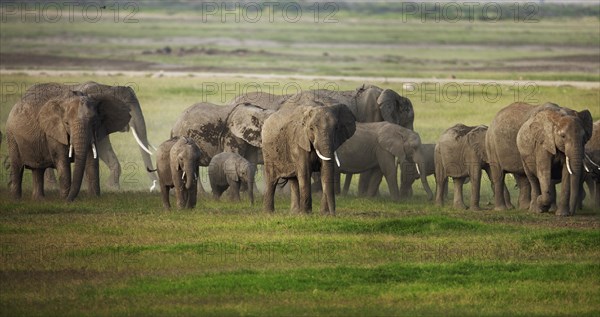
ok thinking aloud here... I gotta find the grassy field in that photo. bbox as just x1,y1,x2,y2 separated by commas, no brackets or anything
1,2,600,316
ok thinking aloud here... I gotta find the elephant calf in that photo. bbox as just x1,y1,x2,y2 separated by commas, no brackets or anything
153,136,201,210
208,152,256,205
435,124,490,210
400,143,436,200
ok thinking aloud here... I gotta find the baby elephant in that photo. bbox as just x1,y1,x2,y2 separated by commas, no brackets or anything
152,136,201,210
435,124,490,210
208,152,256,205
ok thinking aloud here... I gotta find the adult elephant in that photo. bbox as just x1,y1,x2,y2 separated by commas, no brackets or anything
171,102,274,166
6,83,131,201
335,122,426,201
517,106,593,216
43,81,157,190
262,100,356,214
584,121,600,208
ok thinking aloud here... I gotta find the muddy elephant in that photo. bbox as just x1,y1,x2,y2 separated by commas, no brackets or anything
262,101,356,215
335,122,425,201
398,143,435,201
208,152,256,205
583,121,600,208
6,83,131,201
517,106,593,216
42,82,157,190
152,136,201,210
435,124,490,210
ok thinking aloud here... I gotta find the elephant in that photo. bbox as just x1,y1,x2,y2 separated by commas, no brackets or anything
398,143,435,201
41,82,157,190
517,106,593,216
486,102,559,211
435,124,490,210
6,83,131,201
262,100,356,214
151,136,201,210
583,121,600,208
335,122,425,201
208,152,256,205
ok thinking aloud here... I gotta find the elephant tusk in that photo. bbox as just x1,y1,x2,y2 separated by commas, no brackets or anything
68,144,73,158
92,143,97,159
585,154,600,170
415,163,421,176
182,171,186,180
566,156,573,175
150,144,158,152
194,172,198,181
150,180,157,192
334,151,341,167
315,149,331,161
131,127,153,156
584,162,590,173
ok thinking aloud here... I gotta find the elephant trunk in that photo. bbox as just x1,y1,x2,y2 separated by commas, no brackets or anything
184,165,195,190
417,161,433,200
129,96,158,182
67,123,91,201
321,159,336,214
566,145,584,214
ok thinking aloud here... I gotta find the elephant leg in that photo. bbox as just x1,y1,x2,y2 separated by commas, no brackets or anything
453,177,467,210
212,185,228,200
342,173,352,195
96,137,121,190
289,178,301,213
160,184,171,210
595,180,600,209
366,169,383,197
548,184,558,212
175,187,186,210
228,181,241,202
263,172,277,213
435,171,446,207
310,172,322,193
44,169,58,189
7,134,24,199
197,167,207,194
55,158,71,199
489,163,508,211
469,166,482,211
381,162,400,201
31,168,45,200
298,165,312,214
85,149,100,197
357,170,372,196
399,164,416,199
333,170,341,195
515,174,531,210
525,169,543,213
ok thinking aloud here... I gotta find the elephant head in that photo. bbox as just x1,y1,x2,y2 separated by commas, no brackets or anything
353,85,414,129
170,136,201,190
466,125,489,164
225,158,256,205
39,91,130,201
518,106,593,214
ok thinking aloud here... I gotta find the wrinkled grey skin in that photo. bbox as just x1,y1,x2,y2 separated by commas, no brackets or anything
208,152,256,205
336,122,423,201
517,106,593,216
435,124,490,210
43,81,157,190
583,121,600,208
398,143,435,201
262,101,356,215
171,102,274,166
153,136,201,210
6,83,130,201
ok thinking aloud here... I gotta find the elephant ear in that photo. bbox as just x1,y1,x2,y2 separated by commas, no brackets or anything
331,104,356,148
377,124,409,159
292,108,313,152
377,89,414,129
39,99,69,145
229,103,275,148
224,158,239,182
95,93,132,140
467,126,488,162
578,110,593,143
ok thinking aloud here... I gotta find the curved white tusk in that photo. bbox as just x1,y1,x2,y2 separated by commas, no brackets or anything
68,144,73,158
92,143,97,159
585,154,600,169
566,156,573,175
149,180,157,192
315,149,331,161
194,172,198,181
415,163,421,176
182,171,186,180
584,162,590,173
131,127,153,156
334,151,341,167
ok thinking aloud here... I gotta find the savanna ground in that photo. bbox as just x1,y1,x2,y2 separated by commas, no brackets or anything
0,2,599,316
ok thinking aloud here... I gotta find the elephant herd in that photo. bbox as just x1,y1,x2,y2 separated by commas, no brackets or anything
4,82,599,216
